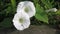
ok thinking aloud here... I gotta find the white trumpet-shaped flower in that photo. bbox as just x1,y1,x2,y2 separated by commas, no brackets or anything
46,8,57,12
13,11,30,30
17,1,36,18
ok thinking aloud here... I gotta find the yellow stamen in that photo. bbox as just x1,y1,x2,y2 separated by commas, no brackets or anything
19,18,24,23
24,7,29,13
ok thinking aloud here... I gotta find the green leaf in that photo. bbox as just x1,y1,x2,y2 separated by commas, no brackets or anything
11,0,16,13
56,10,60,15
11,0,16,8
6,6,12,14
33,0,39,4
0,17,13,28
41,0,53,9
35,4,48,23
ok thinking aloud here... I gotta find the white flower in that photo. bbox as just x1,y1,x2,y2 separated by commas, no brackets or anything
13,11,30,30
46,8,57,12
17,1,36,18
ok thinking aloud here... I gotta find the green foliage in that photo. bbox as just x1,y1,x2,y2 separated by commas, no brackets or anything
33,0,39,4
41,0,54,9
0,18,13,29
33,0,60,24
35,3,48,23
0,0,16,29
11,0,16,8
11,0,16,14
5,5,12,15
56,10,60,15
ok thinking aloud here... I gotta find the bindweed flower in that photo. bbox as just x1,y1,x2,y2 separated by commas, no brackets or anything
17,1,36,18
46,8,57,12
13,11,30,30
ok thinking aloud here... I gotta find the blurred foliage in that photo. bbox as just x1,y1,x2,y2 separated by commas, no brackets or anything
33,0,55,23
0,0,16,29
35,3,48,23
0,0,60,29
0,17,13,29
56,10,60,15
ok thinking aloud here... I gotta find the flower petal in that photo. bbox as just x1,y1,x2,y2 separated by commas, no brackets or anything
13,11,30,30
17,1,36,18
46,8,57,12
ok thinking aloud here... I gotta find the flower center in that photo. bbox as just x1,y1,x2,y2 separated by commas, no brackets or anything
19,18,24,23
24,7,29,13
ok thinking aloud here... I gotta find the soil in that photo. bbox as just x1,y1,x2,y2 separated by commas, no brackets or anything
0,25,60,34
